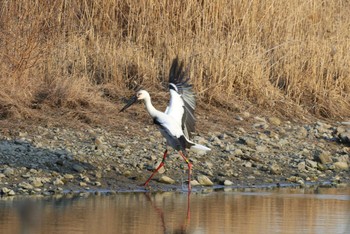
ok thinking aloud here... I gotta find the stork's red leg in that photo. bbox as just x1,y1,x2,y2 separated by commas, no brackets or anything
144,149,168,187
178,151,192,191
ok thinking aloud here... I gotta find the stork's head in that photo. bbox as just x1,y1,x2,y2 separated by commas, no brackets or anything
135,90,150,100
119,90,149,112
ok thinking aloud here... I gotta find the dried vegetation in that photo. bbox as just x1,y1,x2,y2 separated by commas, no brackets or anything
1,0,349,124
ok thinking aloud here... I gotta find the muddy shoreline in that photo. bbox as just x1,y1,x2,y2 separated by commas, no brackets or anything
0,113,349,197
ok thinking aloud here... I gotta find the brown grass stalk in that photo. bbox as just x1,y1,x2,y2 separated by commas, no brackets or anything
1,0,349,122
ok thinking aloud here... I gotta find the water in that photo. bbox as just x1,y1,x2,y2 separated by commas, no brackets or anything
0,187,349,234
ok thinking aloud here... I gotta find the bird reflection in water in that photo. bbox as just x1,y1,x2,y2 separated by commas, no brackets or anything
144,191,191,234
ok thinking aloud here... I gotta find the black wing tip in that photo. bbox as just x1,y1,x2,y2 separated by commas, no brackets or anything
169,56,188,85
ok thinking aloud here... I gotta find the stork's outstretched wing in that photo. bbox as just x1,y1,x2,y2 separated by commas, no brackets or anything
165,57,196,139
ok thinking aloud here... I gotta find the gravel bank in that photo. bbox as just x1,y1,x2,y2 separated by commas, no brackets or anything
0,114,349,196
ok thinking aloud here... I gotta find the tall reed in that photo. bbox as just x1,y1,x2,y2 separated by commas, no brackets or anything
1,0,349,120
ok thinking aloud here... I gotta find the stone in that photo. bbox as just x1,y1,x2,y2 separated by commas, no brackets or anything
1,187,11,194
72,164,85,173
243,162,252,168
64,174,74,180
233,149,243,156
270,164,281,175
297,162,306,171
3,168,14,176
317,151,333,164
190,180,200,186
235,116,244,121
8,190,16,196
224,180,234,186
31,178,43,188
317,162,327,171
306,160,318,169
197,175,214,186
256,145,267,153
53,178,64,186
242,112,251,118
18,182,34,190
123,171,131,177
338,132,350,143
22,173,31,178
153,161,165,174
95,171,102,179
205,162,214,170
296,127,308,138
269,117,281,126
333,162,349,171
158,176,175,184
254,116,266,122
241,138,256,147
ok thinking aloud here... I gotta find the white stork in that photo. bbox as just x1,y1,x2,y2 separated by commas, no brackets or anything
119,57,210,191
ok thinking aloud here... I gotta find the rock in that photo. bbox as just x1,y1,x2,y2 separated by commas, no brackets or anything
317,151,333,164
190,180,200,186
269,117,281,126
197,175,214,186
123,171,131,177
224,180,234,186
297,179,305,186
205,162,214,170
243,162,252,168
277,139,289,146
158,176,175,184
270,164,281,175
297,162,306,171
242,112,251,118
240,137,256,147
338,132,350,143
254,116,266,122
233,149,243,156
53,178,64,185
72,164,85,173
22,173,31,178
256,145,267,153
333,162,349,171
31,178,43,188
1,187,11,194
306,160,318,169
79,182,87,187
235,116,244,121
1,188,16,196
0,173,5,179
64,174,74,180
317,162,327,171
3,168,14,176
287,176,302,183
296,127,308,138
94,171,102,179
153,161,165,174
116,142,127,149
18,182,34,190
8,190,16,196
253,122,269,129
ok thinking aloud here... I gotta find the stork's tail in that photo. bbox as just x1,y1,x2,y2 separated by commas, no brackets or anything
190,143,211,153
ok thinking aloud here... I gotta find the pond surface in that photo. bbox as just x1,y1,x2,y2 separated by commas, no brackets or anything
0,187,349,234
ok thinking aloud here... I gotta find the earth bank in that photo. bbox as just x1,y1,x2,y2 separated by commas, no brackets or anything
0,111,349,197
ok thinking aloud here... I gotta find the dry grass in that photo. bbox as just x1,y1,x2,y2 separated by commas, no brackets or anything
1,0,349,123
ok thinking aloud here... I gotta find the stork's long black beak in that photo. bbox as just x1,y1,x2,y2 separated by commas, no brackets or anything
119,95,138,112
